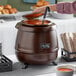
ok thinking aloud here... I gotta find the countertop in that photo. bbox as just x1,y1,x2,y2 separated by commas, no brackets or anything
0,55,76,76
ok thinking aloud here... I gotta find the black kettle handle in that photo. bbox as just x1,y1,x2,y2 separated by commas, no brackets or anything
15,21,23,29
42,6,51,24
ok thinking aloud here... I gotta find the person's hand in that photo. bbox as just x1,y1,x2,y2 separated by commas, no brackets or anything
33,6,47,13
33,4,57,13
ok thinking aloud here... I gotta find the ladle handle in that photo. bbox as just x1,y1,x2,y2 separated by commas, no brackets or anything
42,6,50,24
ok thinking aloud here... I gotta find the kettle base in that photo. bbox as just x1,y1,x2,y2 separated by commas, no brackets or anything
16,50,58,65
22,61,57,69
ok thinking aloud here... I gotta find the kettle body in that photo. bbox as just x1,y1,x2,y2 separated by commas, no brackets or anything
15,20,58,64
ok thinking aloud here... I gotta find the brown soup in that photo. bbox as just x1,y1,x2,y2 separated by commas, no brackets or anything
58,68,73,72
23,19,50,25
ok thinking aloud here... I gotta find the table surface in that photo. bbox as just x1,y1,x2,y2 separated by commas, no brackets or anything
0,55,76,76
36,73,76,76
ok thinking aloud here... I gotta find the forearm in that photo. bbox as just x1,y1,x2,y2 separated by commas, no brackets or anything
57,1,76,14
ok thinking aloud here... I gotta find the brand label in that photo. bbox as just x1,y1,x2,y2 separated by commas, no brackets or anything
40,43,50,49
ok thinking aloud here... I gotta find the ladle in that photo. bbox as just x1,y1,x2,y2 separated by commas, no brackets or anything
42,6,50,24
